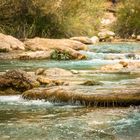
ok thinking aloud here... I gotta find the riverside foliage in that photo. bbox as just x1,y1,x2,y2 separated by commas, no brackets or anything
0,0,104,39
114,0,140,38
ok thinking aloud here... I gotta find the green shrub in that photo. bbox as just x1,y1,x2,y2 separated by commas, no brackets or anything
0,0,105,38
114,0,140,38
51,50,71,60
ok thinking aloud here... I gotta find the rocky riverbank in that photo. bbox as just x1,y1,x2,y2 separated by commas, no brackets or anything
1,32,139,60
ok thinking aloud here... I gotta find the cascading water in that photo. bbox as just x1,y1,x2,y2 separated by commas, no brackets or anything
0,43,140,139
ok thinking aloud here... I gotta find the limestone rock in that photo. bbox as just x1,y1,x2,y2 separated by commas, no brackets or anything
43,68,73,77
24,38,87,60
19,51,53,60
0,88,21,95
119,61,128,67
0,70,39,92
70,36,92,44
37,76,67,86
35,68,45,75
101,63,123,72
71,70,79,74
90,36,99,44
0,33,25,52
98,30,115,40
22,86,140,107
24,38,87,51
136,35,140,41
0,41,12,52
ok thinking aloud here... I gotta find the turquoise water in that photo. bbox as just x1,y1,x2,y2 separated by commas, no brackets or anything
0,42,140,140
0,96,140,140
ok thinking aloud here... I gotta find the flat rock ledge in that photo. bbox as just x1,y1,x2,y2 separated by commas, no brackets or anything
22,86,140,107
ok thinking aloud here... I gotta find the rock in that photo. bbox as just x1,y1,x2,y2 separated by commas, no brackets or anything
37,76,52,85
71,70,79,74
90,36,99,44
119,61,128,68
0,70,40,92
43,68,73,77
128,62,140,69
125,53,136,59
24,38,87,60
0,88,21,95
0,41,12,52
131,34,136,39
70,36,92,44
101,63,123,72
19,51,53,60
80,80,103,86
105,55,124,60
98,30,115,40
0,33,25,51
35,68,45,75
24,38,87,51
136,35,140,41
37,76,67,86
22,86,140,107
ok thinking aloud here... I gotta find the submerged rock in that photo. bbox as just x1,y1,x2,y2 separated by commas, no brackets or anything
0,33,25,52
0,70,40,92
70,36,92,44
101,63,123,72
80,80,103,86
125,53,136,59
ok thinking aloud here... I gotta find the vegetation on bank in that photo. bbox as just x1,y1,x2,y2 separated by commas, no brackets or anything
0,0,104,39
114,0,140,38
51,50,71,60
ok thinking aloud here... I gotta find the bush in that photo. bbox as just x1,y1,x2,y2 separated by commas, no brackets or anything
114,0,140,38
0,0,105,38
51,50,71,60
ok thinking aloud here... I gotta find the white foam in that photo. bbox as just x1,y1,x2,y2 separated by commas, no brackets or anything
0,95,53,106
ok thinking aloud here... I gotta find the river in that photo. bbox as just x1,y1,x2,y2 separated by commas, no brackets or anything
0,42,140,140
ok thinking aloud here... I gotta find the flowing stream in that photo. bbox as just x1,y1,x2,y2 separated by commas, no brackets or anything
0,42,140,140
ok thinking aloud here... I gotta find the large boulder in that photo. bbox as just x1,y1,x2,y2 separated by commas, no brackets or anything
0,70,39,92
70,36,92,44
24,38,87,51
0,33,25,52
24,38,87,60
